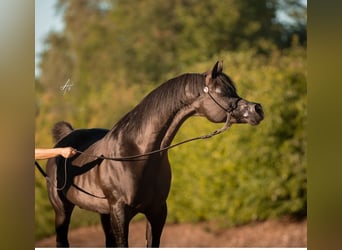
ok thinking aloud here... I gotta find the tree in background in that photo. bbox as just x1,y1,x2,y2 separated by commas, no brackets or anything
38,0,306,88
277,0,307,47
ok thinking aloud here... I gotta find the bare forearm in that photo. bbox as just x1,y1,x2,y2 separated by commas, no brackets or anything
35,147,77,160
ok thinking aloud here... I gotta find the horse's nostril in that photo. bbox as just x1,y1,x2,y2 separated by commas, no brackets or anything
254,103,263,117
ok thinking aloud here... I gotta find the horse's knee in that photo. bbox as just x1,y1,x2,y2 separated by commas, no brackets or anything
108,201,134,247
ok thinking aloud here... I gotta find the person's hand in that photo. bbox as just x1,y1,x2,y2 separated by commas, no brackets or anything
59,147,77,158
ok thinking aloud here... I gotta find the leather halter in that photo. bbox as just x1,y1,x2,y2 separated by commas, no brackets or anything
203,86,241,113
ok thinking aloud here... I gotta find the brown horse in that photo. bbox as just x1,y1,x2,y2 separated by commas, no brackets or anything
45,61,264,247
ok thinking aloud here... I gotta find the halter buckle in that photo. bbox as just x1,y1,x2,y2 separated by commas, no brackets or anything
203,86,209,93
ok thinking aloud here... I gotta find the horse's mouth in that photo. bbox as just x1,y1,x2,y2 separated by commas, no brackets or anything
248,118,262,126
247,112,264,125
230,109,264,125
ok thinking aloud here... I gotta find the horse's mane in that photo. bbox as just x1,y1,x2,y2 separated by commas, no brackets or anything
113,73,205,133
140,73,204,115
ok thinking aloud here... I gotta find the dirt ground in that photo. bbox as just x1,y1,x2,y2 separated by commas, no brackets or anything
36,217,306,248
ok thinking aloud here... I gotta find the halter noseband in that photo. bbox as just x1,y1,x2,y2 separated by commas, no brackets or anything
203,86,241,113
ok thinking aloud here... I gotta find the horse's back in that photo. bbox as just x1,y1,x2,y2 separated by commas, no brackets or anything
53,121,109,150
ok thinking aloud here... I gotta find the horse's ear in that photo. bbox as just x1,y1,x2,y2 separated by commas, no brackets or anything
211,60,223,79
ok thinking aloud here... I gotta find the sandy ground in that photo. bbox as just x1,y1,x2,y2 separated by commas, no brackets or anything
36,217,306,248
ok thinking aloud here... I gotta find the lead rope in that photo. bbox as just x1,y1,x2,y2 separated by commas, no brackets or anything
36,86,235,197
35,158,106,199
35,113,232,199
35,158,68,191
74,112,232,161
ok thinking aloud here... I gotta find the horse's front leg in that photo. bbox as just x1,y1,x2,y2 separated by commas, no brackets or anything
145,202,167,247
109,200,133,247
100,213,117,247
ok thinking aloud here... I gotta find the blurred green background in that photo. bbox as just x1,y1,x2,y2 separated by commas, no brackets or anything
35,0,307,241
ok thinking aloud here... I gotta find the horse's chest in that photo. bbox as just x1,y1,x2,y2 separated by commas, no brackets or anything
97,160,171,209
122,164,171,208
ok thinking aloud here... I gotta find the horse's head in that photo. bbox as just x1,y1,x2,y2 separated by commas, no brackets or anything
195,61,264,125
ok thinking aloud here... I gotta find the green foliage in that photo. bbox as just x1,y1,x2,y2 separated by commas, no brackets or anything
35,0,306,240
39,0,305,90
35,48,306,239
168,48,306,226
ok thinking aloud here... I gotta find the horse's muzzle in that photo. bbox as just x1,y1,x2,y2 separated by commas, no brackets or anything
254,103,264,120
248,102,264,125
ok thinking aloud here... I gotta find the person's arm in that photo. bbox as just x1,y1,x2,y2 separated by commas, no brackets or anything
35,147,77,160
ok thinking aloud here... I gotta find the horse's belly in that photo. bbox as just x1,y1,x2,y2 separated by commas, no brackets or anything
66,185,110,214
67,170,110,214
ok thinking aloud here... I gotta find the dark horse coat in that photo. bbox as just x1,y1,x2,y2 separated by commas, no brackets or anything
45,61,264,247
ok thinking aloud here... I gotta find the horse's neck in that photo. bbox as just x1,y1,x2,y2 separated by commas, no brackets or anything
108,91,198,154
160,106,196,149
129,103,196,153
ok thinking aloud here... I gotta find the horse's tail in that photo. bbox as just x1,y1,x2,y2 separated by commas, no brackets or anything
52,121,74,143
